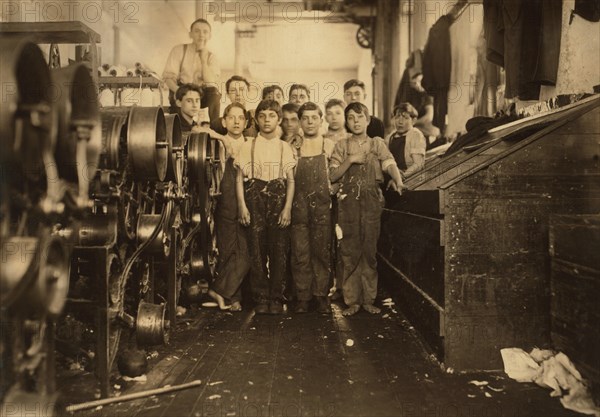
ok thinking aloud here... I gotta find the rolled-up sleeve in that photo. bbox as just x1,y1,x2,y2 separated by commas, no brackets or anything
407,129,426,156
163,45,183,82
329,140,346,170
373,138,397,171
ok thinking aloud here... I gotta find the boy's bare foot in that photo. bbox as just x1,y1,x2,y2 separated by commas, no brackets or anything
230,301,242,312
342,305,360,316
176,306,187,316
208,289,230,310
362,304,381,314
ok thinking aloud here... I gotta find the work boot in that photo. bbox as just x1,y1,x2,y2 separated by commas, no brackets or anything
316,296,332,315
269,300,284,315
295,300,310,314
254,303,269,315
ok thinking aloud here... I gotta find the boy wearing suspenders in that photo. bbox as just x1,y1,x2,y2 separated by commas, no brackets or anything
290,102,336,314
235,100,296,315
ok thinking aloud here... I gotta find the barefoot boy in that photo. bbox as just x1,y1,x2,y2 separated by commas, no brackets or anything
235,100,296,315
290,102,335,314
329,102,403,316
202,103,252,312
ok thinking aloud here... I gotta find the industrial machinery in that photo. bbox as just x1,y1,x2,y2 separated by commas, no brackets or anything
0,39,97,415
0,38,222,407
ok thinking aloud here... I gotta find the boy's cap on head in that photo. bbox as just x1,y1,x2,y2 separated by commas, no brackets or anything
281,102,300,114
262,85,284,99
298,102,323,119
176,83,203,101
190,18,211,31
226,75,250,92
343,79,366,92
392,103,418,118
288,83,310,98
256,99,282,118
222,102,247,118
325,98,345,111
344,102,369,118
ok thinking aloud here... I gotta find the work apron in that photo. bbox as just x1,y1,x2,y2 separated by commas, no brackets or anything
290,139,332,301
212,157,250,301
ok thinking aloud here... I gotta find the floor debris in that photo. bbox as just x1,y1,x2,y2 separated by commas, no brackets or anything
468,380,489,386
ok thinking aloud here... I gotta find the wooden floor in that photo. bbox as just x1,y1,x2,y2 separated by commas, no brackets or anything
59,300,580,417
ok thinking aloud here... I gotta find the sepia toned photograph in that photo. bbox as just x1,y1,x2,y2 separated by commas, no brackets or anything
0,1,599,416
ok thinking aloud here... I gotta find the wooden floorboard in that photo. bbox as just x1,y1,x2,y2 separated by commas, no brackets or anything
59,300,581,417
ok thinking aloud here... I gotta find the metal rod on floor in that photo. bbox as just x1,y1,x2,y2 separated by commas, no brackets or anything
65,379,203,413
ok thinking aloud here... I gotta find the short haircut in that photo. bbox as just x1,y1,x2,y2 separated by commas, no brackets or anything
226,75,250,93
298,102,323,119
392,102,418,119
325,98,345,111
262,85,284,100
343,79,366,92
255,99,282,119
344,102,369,119
190,18,211,31
288,84,310,99
281,103,300,115
176,83,203,101
222,102,247,118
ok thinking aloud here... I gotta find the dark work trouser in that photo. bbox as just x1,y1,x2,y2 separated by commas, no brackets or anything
244,178,289,303
290,153,332,301
338,186,384,306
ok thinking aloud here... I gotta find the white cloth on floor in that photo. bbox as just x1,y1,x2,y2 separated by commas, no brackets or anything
501,347,600,417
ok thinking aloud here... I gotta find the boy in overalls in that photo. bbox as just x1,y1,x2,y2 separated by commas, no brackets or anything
329,102,403,316
203,103,252,311
291,102,336,314
235,100,296,315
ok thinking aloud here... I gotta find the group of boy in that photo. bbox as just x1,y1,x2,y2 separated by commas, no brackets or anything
164,17,427,317
172,74,426,317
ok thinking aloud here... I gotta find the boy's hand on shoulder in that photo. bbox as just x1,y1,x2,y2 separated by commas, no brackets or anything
239,205,251,226
192,125,215,135
278,207,291,228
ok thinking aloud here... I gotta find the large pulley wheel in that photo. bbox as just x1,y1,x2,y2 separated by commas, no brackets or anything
137,213,171,258
1,233,70,319
99,107,130,171
136,301,169,346
127,107,168,182
187,133,218,281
